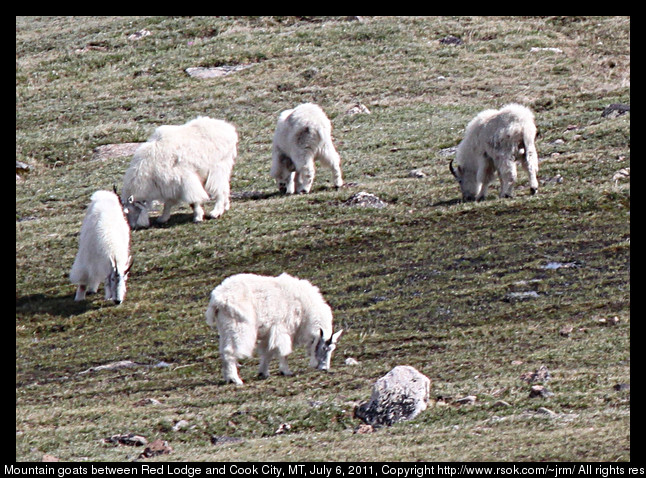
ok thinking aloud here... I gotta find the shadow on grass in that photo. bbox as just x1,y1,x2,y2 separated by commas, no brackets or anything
134,184,367,230
140,190,285,229
16,293,99,318
428,197,462,207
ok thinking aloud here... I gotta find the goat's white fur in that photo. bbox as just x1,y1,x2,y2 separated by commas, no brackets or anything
122,116,238,227
270,103,343,194
69,190,132,304
205,273,343,385
451,103,539,201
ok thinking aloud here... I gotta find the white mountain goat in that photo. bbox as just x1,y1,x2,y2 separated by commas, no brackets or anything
270,103,343,194
450,103,539,201
122,116,238,228
69,190,132,304
205,273,344,385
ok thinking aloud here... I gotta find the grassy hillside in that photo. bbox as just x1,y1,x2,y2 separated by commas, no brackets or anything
16,16,630,462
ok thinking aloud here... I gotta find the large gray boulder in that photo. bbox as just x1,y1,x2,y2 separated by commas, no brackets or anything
355,365,431,427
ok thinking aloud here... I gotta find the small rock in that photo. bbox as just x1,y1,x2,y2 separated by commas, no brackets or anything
530,47,563,54
529,385,554,398
492,400,511,409
104,433,148,447
543,174,564,185
133,398,162,407
172,420,190,432
521,365,551,383
559,325,574,337
42,454,59,462
536,406,557,416
138,439,172,459
601,103,630,118
346,103,371,115
613,383,630,392
455,395,477,405
16,161,31,173
79,360,138,375
128,29,151,41
185,64,253,79
274,423,291,435
509,279,542,292
504,291,540,302
612,168,630,184
438,146,457,157
343,192,387,209
598,316,620,326
345,357,360,366
439,35,463,45
408,169,427,178
542,261,578,270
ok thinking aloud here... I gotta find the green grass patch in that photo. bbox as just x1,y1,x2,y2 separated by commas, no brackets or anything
17,16,629,462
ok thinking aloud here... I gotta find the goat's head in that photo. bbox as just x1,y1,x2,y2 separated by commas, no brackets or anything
449,159,479,202
311,328,344,371
105,256,133,304
123,196,150,229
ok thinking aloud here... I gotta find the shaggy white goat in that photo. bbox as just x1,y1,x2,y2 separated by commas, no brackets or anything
205,273,344,385
270,103,343,194
69,190,132,304
450,103,539,201
122,116,238,228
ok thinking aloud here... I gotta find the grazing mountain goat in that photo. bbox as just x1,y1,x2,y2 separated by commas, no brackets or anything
450,103,539,201
270,103,344,194
205,273,344,385
69,190,132,304
122,116,238,228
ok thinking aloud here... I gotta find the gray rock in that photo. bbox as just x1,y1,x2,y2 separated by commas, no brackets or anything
185,64,253,79
439,35,463,45
343,192,387,209
355,365,431,427
529,385,554,398
601,103,630,118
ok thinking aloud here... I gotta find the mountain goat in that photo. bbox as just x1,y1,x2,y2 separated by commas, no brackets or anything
122,116,238,228
205,273,344,385
450,103,539,201
270,103,343,194
69,190,132,304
